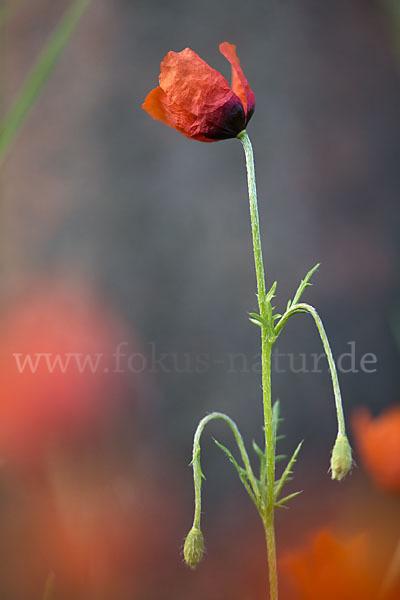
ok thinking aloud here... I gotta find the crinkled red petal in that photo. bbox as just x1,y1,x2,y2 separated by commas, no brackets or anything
143,44,251,142
159,48,234,116
142,86,215,142
219,42,255,122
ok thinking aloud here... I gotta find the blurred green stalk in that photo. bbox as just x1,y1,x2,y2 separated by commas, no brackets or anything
0,0,94,166
383,0,400,59
42,572,55,600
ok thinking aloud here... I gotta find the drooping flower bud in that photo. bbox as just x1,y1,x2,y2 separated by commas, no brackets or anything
330,435,352,481
183,527,204,569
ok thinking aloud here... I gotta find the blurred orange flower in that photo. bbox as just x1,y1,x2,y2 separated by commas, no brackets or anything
0,457,182,600
0,280,137,464
352,405,400,493
143,42,254,142
282,529,399,600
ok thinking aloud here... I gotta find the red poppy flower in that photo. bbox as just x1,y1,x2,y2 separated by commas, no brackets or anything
142,42,254,142
352,405,400,493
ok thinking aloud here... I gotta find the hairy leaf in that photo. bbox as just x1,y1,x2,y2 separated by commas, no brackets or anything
214,439,257,506
290,263,320,306
249,312,268,328
275,490,303,509
266,281,277,303
275,454,287,463
274,441,303,500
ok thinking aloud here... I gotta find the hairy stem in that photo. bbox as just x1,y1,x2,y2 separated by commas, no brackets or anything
275,302,346,436
191,412,258,530
238,130,278,600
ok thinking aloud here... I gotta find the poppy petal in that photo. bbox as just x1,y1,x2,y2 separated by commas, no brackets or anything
159,48,238,116
219,42,255,121
142,87,170,124
142,86,214,142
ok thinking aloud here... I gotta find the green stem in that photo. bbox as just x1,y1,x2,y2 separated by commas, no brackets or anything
238,130,278,600
191,412,258,530
275,302,346,436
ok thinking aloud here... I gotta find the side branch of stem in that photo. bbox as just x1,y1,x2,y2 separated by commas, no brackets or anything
191,412,259,529
275,302,346,436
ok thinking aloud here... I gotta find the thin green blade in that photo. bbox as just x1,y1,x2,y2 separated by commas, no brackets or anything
0,0,94,165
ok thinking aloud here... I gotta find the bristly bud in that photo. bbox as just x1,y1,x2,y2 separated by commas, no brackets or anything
183,527,204,569
330,435,352,481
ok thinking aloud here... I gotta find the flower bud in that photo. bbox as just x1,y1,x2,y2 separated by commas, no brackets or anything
183,527,204,569
330,435,352,481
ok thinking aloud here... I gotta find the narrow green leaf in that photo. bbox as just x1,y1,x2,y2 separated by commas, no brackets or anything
252,439,266,486
189,447,199,467
275,454,287,463
249,313,268,327
272,399,280,426
291,263,320,306
273,314,282,321
189,448,205,479
275,490,303,509
0,0,94,165
214,439,257,506
252,440,264,461
274,441,303,500
266,281,277,303
272,399,283,444
249,318,263,327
